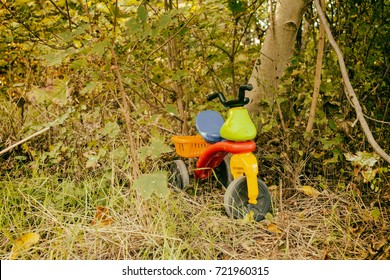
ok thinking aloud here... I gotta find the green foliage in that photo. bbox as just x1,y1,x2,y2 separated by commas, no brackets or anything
139,138,172,161
0,0,389,260
259,0,389,189
0,0,270,203
134,171,169,199
227,0,247,14
137,5,148,22
101,121,120,138
344,151,386,192
0,0,387,191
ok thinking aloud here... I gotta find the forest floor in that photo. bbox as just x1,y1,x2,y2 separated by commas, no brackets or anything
1,155,389,260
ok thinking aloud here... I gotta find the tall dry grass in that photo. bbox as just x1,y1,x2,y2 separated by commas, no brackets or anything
1,173,388,260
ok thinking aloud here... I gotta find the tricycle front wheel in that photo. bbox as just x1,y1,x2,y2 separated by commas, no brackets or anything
224,176,271,222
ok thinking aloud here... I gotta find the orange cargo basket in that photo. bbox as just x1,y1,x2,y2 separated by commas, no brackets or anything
171,135,209,158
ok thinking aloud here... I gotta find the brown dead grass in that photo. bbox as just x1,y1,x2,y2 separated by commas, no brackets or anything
1,175,388,260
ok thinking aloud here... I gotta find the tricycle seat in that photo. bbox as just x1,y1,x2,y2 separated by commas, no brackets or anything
195,110,224,143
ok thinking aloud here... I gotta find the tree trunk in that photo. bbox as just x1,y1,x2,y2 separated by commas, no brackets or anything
247,0,310,117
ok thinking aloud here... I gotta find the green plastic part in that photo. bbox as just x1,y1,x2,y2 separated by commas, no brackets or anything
220,107,257,141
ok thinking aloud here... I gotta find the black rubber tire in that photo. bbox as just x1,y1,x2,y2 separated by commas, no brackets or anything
224,176,271,222
212,156,233,188
168,160,190,189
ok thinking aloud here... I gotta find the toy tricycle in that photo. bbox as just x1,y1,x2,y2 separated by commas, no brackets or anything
169,84,271,222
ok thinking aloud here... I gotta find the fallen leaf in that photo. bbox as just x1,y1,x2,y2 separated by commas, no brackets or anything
371,208,381,221
299,185,321,198
264,212,274,222
91,206,113,227
243,211,255,223
10,232,40,260
133,172,169,199
267,223,283,234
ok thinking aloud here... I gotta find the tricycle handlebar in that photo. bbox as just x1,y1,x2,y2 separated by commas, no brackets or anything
207,92,226,102
207,84,253,108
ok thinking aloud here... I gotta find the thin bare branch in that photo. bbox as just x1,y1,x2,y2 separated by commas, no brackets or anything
0,127,50,156
306,0,326,133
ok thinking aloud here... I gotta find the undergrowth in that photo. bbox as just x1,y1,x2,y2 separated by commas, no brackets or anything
1,163,389,260
1,0,389,261
1,94,389,260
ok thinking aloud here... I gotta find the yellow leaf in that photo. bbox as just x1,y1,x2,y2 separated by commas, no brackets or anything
299,185,321,198
267,223,283,234
189,4,200,13
10,232,40,260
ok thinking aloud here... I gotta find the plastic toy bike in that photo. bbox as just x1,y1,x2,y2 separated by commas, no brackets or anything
169,84,271,222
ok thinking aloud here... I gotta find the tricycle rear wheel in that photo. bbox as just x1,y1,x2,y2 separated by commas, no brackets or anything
168,160,190,189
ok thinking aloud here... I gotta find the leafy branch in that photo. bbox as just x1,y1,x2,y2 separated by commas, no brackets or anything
0,0,72,50
314,0,390,164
